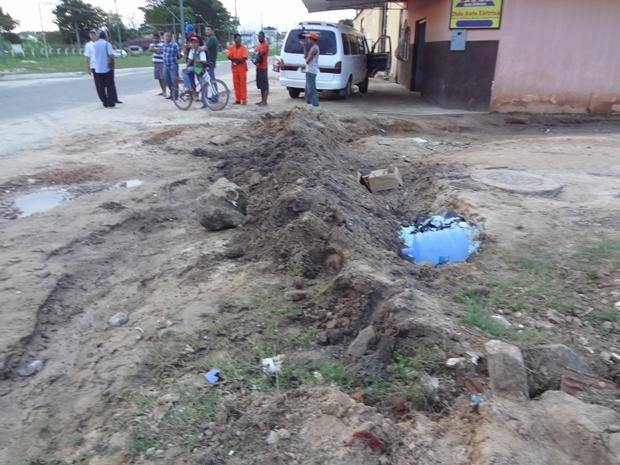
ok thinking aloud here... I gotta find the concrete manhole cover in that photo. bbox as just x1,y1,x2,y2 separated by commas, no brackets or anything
472,169,563,195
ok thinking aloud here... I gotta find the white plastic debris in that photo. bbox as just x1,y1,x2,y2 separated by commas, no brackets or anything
261,355,284,376
446,357,465,368
413,137,428,144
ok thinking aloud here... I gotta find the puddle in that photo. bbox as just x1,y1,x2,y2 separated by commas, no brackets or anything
115,179,144,188
13,189,72,217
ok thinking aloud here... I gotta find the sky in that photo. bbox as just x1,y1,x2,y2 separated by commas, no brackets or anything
3,0,356,32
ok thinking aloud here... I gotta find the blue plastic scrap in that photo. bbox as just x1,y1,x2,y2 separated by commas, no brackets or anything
400,211,480,266
204,369,222,384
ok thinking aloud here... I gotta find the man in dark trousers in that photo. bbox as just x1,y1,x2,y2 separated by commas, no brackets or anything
92,31,117,108
254,31,269,106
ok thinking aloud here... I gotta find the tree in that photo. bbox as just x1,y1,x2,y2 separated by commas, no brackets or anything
141,0,235,42
339,18,354,27
104,13,131,45
140,0,194,34
0,7,19,32
53,0,106,44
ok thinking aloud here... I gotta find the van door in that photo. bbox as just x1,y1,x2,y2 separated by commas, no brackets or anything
367,35,392,77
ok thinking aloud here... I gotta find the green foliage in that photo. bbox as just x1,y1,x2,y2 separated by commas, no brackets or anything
318,362,357,390
141,0,235,42
0,7,19,33
52,0,107,44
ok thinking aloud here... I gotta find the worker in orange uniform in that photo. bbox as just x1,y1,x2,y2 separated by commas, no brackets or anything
227,33,249,105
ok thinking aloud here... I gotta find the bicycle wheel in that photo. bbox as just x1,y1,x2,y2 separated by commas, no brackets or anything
203,79,230,111
172,83,194,111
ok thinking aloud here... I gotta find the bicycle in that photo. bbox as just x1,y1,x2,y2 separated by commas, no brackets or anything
172,69,230,112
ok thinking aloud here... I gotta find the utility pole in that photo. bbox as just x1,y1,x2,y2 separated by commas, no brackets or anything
180,0,185,38
38,2,49,58
113,0,122,49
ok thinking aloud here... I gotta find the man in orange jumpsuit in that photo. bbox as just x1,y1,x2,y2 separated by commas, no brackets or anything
227,33,249,105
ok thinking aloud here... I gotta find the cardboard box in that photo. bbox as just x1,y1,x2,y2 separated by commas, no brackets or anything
359,166,403,193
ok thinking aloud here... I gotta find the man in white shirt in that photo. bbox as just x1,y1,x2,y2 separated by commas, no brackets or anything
92,31,117,108
84,30,108,105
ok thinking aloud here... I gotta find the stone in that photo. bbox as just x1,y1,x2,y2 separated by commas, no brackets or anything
276,428,291,440
197,178,247,231
615,301,620,311
292,277,305,290
485,340,529,399
223,244,246,259
109,312,129,327
266,430,279,445
446,357,465,368
284,290,307,302
345,325,376,360
491,314,512,328
249,172,263,187
210,134,232,145
327,329,344,345
524,344,593,396
16,360,44,377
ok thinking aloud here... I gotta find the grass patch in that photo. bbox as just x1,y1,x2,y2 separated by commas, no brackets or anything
128,384,219,456
454,239,620,339
0,53,153,74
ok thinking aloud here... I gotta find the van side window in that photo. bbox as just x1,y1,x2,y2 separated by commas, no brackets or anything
342,33,351,55
358,36,367,55
348,34,360,55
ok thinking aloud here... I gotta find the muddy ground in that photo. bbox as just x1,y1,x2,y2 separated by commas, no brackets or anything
1,98,620,465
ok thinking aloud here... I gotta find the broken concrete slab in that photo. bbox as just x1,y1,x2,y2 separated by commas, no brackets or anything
524,343,593,396
485,339,529,399
197,178,248,231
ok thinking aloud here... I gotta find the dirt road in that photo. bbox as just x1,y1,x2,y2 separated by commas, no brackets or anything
1,77,619,465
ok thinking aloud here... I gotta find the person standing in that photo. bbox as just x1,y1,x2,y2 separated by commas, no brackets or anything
92,31,116,108
84,30,106,105
303,32,320,107
254,31,269,106
149,33,167,96
203,25,219,83
227,33,248,105
162,31,180,99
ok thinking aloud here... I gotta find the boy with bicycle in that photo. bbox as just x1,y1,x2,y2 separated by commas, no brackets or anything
182,36,208,97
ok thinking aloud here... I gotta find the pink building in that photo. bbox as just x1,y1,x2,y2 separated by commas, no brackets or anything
304,0,620,113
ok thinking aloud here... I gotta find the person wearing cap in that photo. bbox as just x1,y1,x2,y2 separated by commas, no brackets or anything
182,36,207,95
254,31,269,106
227,33,248,105
91,31,117,108
149,33,167,97
303,31,320,107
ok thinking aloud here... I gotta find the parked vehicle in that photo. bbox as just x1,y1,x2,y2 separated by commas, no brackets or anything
278,21,391,99
127,45,142,54
113,49,128,58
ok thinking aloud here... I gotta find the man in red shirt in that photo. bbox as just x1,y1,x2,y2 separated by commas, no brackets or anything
254,31,270,106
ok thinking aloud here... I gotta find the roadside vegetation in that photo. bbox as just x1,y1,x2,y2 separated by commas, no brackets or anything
455,239,620,341
0,47,282,74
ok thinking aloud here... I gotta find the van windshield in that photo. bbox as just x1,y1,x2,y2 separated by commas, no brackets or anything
284,29,337,55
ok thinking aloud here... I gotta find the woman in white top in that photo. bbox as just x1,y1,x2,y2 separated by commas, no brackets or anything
304,32,320,107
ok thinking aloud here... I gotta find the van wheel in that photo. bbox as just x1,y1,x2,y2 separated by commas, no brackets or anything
339,77,352,99
358,76,369,94
288,87,302,99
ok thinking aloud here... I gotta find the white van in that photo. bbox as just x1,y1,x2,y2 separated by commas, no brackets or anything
279,21,391,99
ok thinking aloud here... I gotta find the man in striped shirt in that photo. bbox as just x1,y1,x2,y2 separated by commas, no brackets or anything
149,33,167,97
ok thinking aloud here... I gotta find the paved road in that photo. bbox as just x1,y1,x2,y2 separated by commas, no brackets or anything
0,62,234,121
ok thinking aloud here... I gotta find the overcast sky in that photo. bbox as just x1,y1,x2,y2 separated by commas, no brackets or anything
4,0,356,32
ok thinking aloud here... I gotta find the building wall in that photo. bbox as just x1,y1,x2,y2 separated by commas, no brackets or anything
401,0,499,110
400,0,620,113
491,0,620,113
